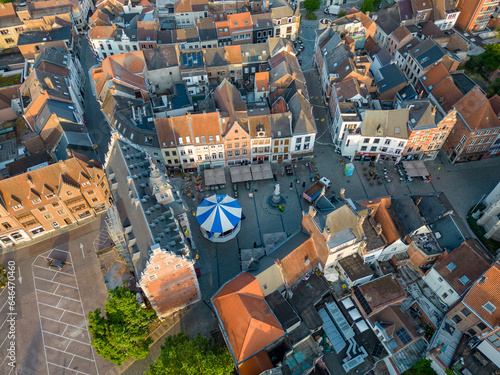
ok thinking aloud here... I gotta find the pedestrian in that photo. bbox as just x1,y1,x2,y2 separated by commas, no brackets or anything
302,181,306,188
290,182,293,190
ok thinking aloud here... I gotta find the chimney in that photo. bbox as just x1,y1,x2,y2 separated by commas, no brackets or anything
323,226,331,241
375,223,383,235
308,205,317,217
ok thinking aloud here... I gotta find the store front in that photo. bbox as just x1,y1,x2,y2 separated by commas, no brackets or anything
354,152,377,161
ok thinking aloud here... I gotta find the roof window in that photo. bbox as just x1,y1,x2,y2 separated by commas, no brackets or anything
459,275,470,285
447,262,456,271
483,302,496,314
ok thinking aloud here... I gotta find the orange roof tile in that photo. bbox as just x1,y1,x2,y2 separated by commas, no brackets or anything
156,118,176,147
255,72,269,92
356,198,400,245
228,12,253,31
238,350,273,375
281,237,320,286
212,273,284,364
421,62,450,89
463,262,500,328
430,78,463,112
454,87,500,131
190,112,222,141
0,157,101,216
0,3,17,19
88,26,115,39
225,45,242,64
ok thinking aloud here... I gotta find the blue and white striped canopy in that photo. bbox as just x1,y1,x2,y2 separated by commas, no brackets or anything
196,195,242,234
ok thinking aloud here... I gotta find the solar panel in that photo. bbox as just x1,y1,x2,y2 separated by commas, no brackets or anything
372,342,384,358
395,327,412,346
354,288,372,316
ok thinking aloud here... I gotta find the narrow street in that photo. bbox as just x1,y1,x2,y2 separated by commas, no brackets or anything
78,36,111,161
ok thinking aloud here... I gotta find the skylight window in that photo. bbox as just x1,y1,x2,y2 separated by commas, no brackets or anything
446,262,456,271
483,302,496,314
459,275,470,285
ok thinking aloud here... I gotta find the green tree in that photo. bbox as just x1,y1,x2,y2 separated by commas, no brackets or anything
88,287,156,365
146,332,234,375
360,0,374,12
0,0,15,4
338,10,347,17
304,0,321,12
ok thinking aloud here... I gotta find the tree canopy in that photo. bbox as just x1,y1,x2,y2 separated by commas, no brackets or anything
88,287,156,365
466,43,500,72
304,0,321,12
360,0,381,13
146,332,234,375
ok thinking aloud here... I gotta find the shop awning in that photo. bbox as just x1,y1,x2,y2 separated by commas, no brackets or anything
402,160,430,178
229,165,252,183
250,164,273,181
204,168,226,186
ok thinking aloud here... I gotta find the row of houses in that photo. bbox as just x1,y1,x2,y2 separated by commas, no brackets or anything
17,46,98,164
316,7,500,164
90,37,319,171
0,0,93,52
207,186,500,374
87,0,300,60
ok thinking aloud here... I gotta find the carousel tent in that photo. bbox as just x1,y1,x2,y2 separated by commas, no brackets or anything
196,195,242,242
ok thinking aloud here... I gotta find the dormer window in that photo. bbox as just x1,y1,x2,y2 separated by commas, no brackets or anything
82,181,90,187
31,198,42,204
12,205,22,211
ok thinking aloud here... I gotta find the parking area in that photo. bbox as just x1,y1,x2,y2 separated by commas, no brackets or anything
32,249,98,375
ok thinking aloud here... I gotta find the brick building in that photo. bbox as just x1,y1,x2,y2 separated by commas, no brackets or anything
443,86,500,163
456,0,500,31
0,156,111,248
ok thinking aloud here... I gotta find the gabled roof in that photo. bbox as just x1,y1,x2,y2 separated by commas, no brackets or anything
143,45,178,70
391,25,411,43
288,91,316,135
434,239,492,296
362,109,410,139
280,237,320,286
212,272,284,364
421,21,446,39
376,64,407,94
375,7,400,35
463,262,500,328
225,45,242,64
333,78,369,102
454,87,500,131
357,198,401,245
489,95,500,118
228,11,253,31
88,26,116,39
213,79,247,120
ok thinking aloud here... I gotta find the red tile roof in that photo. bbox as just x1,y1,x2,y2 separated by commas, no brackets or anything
463,262,500,328
255,72,269,92
489,94,500,117
454,87,500,131
212,273,284,364
280,237,320,286
434,239,492,295
228,12,253,32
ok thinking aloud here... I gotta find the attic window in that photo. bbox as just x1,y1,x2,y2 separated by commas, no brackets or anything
446,262,456,271
459,275,470,285
264,309,270,315
479,276,487,285
149,274,157,281
422,76,427,81
175,263,182,270
234,21,238,26
82,181,90,187
483,302,496,314
12,205,22,211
